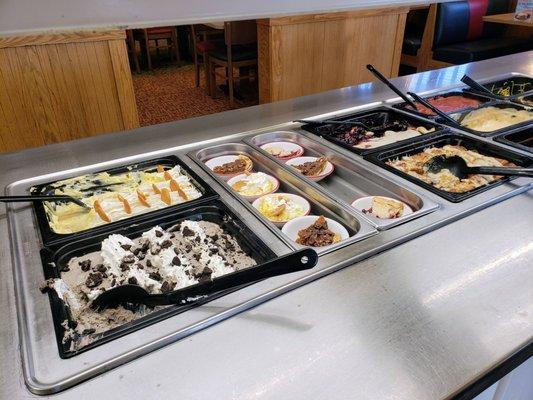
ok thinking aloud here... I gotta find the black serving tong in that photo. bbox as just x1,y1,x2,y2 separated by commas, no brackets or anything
366,64,418,109
92,248,318,309
0,195,90,209
424,155,533,180
295,119,371,131
407,91,464,128
461,74,508,101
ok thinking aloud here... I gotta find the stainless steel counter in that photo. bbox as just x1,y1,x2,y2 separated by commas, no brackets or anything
1,52,532,399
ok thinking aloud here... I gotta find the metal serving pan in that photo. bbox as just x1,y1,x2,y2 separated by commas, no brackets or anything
300,106,448,156
31,155,218,246
494,127,532,154
366,132,533,203
41,200,276,358
189,143,377,254
392,91,489,119
437,101,533,137
245,130,439,230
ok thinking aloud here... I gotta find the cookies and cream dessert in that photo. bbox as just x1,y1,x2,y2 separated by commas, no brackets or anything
41,220,257,352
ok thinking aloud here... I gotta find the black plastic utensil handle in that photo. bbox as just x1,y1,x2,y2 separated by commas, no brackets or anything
366,64,418,109
461,75,507,101
466,166,533,177
295,119,369,130
407,91,462,127
167,248,318,304
0,195,88,208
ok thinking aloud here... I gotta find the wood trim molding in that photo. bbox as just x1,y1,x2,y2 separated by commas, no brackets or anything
0,30,126,49
257,6,410,26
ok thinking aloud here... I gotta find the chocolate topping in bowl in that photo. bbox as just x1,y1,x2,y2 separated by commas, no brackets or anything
293,157,328,176
296,216,341,247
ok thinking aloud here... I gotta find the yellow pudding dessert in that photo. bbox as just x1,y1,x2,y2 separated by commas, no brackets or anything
41,165,202,234
255,194,307,223
230,172,275,197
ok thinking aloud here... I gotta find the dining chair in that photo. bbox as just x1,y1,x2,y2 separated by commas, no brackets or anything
133,27,181,70
208,20,258,108
190,25,225,90
126,30,141,73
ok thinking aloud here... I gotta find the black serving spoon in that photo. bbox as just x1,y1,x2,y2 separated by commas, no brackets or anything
407,91,464,128
0,195,90,209
424,155,533,180
295,119,371,131
366,64,418,109
461,75,508,101
91,248,318,309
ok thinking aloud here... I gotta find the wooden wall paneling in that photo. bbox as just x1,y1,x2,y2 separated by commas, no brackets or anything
108,39,140,130
391,12,407,77
0,30,139,153
258,7,410,103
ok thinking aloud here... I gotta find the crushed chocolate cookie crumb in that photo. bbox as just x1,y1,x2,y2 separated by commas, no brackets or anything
79,259,91,271
128,277,138,285
85,272,103,288
149,271,163,281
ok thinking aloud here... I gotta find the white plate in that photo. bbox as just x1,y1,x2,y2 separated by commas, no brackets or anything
260,141,304,160
227,172,280,202
282,215,349,249
252,193,311,226
205,155,253,181
351,196,413,219
285,156,335,181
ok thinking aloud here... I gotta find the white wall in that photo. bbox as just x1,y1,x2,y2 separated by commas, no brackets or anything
0,0,438,36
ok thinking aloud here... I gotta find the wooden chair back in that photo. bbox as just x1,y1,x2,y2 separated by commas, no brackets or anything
224,21,257,46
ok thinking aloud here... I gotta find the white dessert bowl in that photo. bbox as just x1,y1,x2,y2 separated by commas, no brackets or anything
281,215,349,249
351,196,413,219
285,156,334,181
205,155,253,181
252,193,311,227
260,141,304,160
227,172,280,202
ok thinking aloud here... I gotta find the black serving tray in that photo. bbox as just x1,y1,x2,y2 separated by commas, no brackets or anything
40,200,277,358
365,132,533,203
465,75,533,98
436,102,533,137
393,91,489,119
494,127,533,154
31,156,218,247
300,107,448,156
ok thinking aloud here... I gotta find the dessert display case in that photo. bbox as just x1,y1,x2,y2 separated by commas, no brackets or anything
190,142,377,252
1,53,532,399
245,130,439,230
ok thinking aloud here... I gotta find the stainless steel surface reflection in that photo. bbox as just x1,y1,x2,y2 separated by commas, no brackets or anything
0,52,532,399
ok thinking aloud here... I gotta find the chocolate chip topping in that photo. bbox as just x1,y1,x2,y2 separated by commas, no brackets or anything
79,259,91,271
160,240,172,249
85,272,103,288
182,226,195,237
122,254,135,264
149,271,163,281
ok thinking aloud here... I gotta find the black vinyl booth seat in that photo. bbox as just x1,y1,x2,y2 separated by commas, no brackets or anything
432,0,533,64
403,29,422,56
